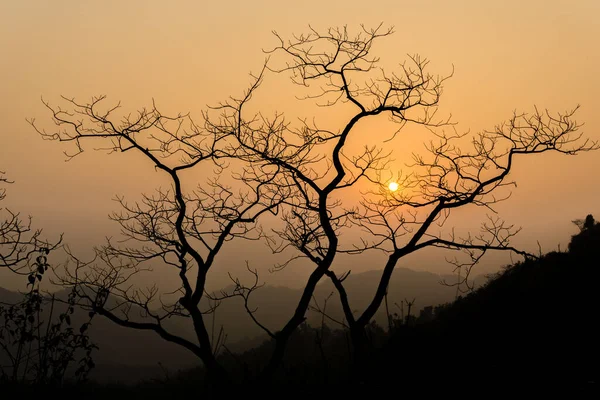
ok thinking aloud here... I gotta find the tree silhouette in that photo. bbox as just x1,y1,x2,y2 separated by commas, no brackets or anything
0,262,97,386
1,172,61,274
0,172,92,386
29,24,599,386
202,24,456,375
569,214,599,253
205,24,598,372
572,214,595,231
29,97,292,384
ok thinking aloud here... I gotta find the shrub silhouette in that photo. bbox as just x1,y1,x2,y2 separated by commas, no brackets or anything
0,250,97,387
569,214,599,254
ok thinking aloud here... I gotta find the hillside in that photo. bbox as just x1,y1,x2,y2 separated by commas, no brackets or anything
376,218,600,386
0,287,22,304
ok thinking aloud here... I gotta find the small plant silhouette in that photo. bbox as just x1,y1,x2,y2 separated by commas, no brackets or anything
0,248,98,386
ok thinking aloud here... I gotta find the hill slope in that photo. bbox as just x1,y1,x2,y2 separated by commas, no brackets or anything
378,220,600,386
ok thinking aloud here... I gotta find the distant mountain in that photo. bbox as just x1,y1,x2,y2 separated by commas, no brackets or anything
198,267,459,351
0,286,23,304
0,267,459,383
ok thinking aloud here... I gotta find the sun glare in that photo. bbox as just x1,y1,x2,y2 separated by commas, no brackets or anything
388,182,399,192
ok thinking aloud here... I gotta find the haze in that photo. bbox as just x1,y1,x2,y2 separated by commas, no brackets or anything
1,0,599,291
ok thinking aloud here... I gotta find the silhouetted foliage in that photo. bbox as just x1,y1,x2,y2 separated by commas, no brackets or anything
0,249,98,387
569,214,600,254
0,173,96,388
1,172,61,274
572,214,595,231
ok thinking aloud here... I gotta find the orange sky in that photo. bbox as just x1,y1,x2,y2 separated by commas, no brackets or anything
1,0,599,291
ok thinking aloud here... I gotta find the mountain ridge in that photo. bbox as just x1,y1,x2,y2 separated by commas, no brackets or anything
0,266,466,382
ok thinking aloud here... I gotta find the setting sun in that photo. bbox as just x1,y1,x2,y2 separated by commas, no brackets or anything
388,182,399,192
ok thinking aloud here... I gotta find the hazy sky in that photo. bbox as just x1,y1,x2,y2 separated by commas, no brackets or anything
1,0,599,291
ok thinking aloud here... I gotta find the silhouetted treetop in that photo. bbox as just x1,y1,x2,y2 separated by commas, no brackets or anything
573,214,595,231
569,213,599,253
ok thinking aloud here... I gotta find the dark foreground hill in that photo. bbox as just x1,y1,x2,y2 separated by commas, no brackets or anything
376,220,600,387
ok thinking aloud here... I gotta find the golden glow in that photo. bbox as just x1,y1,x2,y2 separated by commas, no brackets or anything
0,0,599,289
388,182,399,192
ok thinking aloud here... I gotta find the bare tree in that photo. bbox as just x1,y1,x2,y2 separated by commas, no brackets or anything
337,105,597,357
0,172,93,385
29,24,598,386
205,23,598,373
29,96,291,383
1,172,61,275
203,24,453,374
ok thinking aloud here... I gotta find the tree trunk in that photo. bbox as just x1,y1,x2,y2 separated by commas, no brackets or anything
202,354,230,390
260,334,288,381
349,325,372,383
188,307,230,387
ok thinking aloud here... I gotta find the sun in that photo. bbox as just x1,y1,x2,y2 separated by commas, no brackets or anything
388,181,399,192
